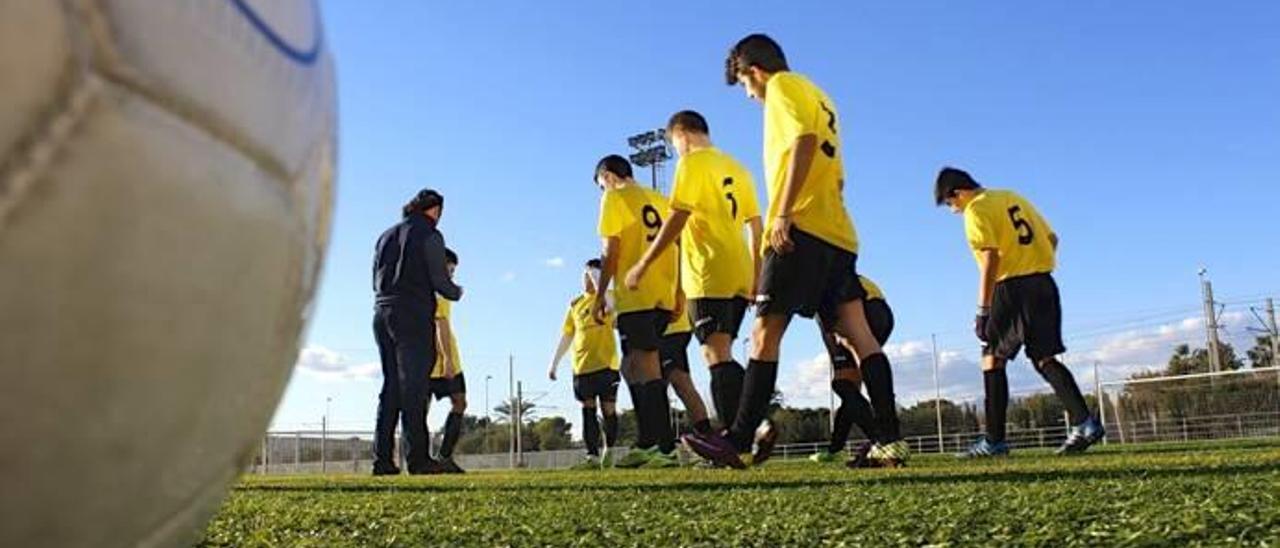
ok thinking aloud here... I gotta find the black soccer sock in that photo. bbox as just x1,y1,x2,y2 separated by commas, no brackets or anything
984,368,1009,443
729,360,778,451
602,412,619,448
1037,359,1091,425
643,380,677,454
582,407,601,456
693,418,713,435
831,379,877,452
440,411,463,459
860,353,901,442
710,360,746,430
628,383,654,449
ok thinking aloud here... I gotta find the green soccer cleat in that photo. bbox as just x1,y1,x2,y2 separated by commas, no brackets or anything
809,449,838,463
570,455,601,471
641,449,680,469
614,447,656,469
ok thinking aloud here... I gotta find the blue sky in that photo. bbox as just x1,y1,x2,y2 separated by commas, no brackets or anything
272,2,1280,433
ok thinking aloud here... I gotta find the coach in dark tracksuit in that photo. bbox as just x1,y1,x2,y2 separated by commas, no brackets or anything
371,189,463,475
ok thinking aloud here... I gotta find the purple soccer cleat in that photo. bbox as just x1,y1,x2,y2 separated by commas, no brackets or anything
681,432,746,470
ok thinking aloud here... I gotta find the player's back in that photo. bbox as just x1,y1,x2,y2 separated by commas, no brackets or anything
963,189,1056,281
599,184,678,313
671,147,759,299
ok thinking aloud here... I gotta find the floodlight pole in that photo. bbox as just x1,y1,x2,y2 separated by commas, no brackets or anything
931,334,944,453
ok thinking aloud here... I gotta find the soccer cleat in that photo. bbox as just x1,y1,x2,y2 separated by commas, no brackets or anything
642,449,680,469
438,458,466,474
1057,417,1106,455
751,420,779,467
371,463,401,476
614,447,657,469
570,455,602,471
408,458,446,475
809,449,838,464
844,441,876,469
681,432,747,470
868,439,910,467
956,436,1010,459
600,447,617,468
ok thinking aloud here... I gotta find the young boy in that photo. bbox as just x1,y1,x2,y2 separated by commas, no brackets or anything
685,34,907,468
593,155,681,468
426,248,467,473
626,110,762,449
934,167,1104,457
549,259,622,469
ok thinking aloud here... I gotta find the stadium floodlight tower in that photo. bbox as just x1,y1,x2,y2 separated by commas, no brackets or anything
627,129,672,191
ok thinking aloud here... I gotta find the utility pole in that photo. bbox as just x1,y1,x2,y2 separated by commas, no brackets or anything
931,334,944,453
1267,298,1279,368
1199,269,1222,374
516,381,524,467
508,354,515,468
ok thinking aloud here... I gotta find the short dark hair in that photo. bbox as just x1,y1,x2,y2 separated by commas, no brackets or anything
402,188,443,218
445,248,459,265
667,110,710,135
585,258,602,270
934,167,982,205
725,33,788,85
594,155,633,182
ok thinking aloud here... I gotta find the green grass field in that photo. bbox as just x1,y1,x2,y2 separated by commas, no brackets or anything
200,440,1280,547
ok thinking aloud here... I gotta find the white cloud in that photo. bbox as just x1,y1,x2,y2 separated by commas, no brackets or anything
295,346,380,381
500,271,517,283
1066,311,1250,380
544,257,565,268
778,352,833,407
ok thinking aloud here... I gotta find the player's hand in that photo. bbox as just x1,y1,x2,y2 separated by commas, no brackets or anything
443,361,456,380
768,216,795,254
624,263,646,291
672,291,686,323
974,310,990,343
591,297,608,325
548,367,557,382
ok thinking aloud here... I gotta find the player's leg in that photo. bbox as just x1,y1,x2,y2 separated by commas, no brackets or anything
437,376,467,473
372,308,402,475
831,299,903,453
821,327,875,456
574,375,602,458
960,284,1016,459
616,312,674,467
662,332,712,435
600,387,620,467
694,298,748,431
1025,275,1104,454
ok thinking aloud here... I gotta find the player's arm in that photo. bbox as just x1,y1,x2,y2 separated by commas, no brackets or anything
625,209,689,289
974,248,1000,342
770,134,818,253
424,231,462,301
746,214,763,297
1049,232,1059,251
593,237,620,323
435,316,455,378
548,333,571,381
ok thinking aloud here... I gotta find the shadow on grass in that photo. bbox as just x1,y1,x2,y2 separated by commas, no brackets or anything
233,460,1280,496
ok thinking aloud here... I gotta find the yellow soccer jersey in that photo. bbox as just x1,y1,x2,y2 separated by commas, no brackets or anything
963,189,1056,281
669,147,760,299
859,275,885,302
598,184,678,314
430,297,462,379
562,293,620,376
763,72,859,254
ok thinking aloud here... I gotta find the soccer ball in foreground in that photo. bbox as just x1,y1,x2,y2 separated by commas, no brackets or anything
0,1,335,546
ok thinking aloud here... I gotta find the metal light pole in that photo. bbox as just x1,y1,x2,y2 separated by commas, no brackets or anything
1198,268,1222,374
321,396,331,473
626,129,672,191
508,355,515,468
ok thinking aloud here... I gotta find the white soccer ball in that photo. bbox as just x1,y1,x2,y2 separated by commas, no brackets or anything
0,1,335,546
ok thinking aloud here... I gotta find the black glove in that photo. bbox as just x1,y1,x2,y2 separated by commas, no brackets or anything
974,311,991,343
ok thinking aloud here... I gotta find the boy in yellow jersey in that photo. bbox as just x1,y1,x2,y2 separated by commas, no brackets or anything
935,167,1103,458
809,275,894,468
592,155,680,469
627,111,762,443
426,249,467,474
685,34,907,468
549,258,622,469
